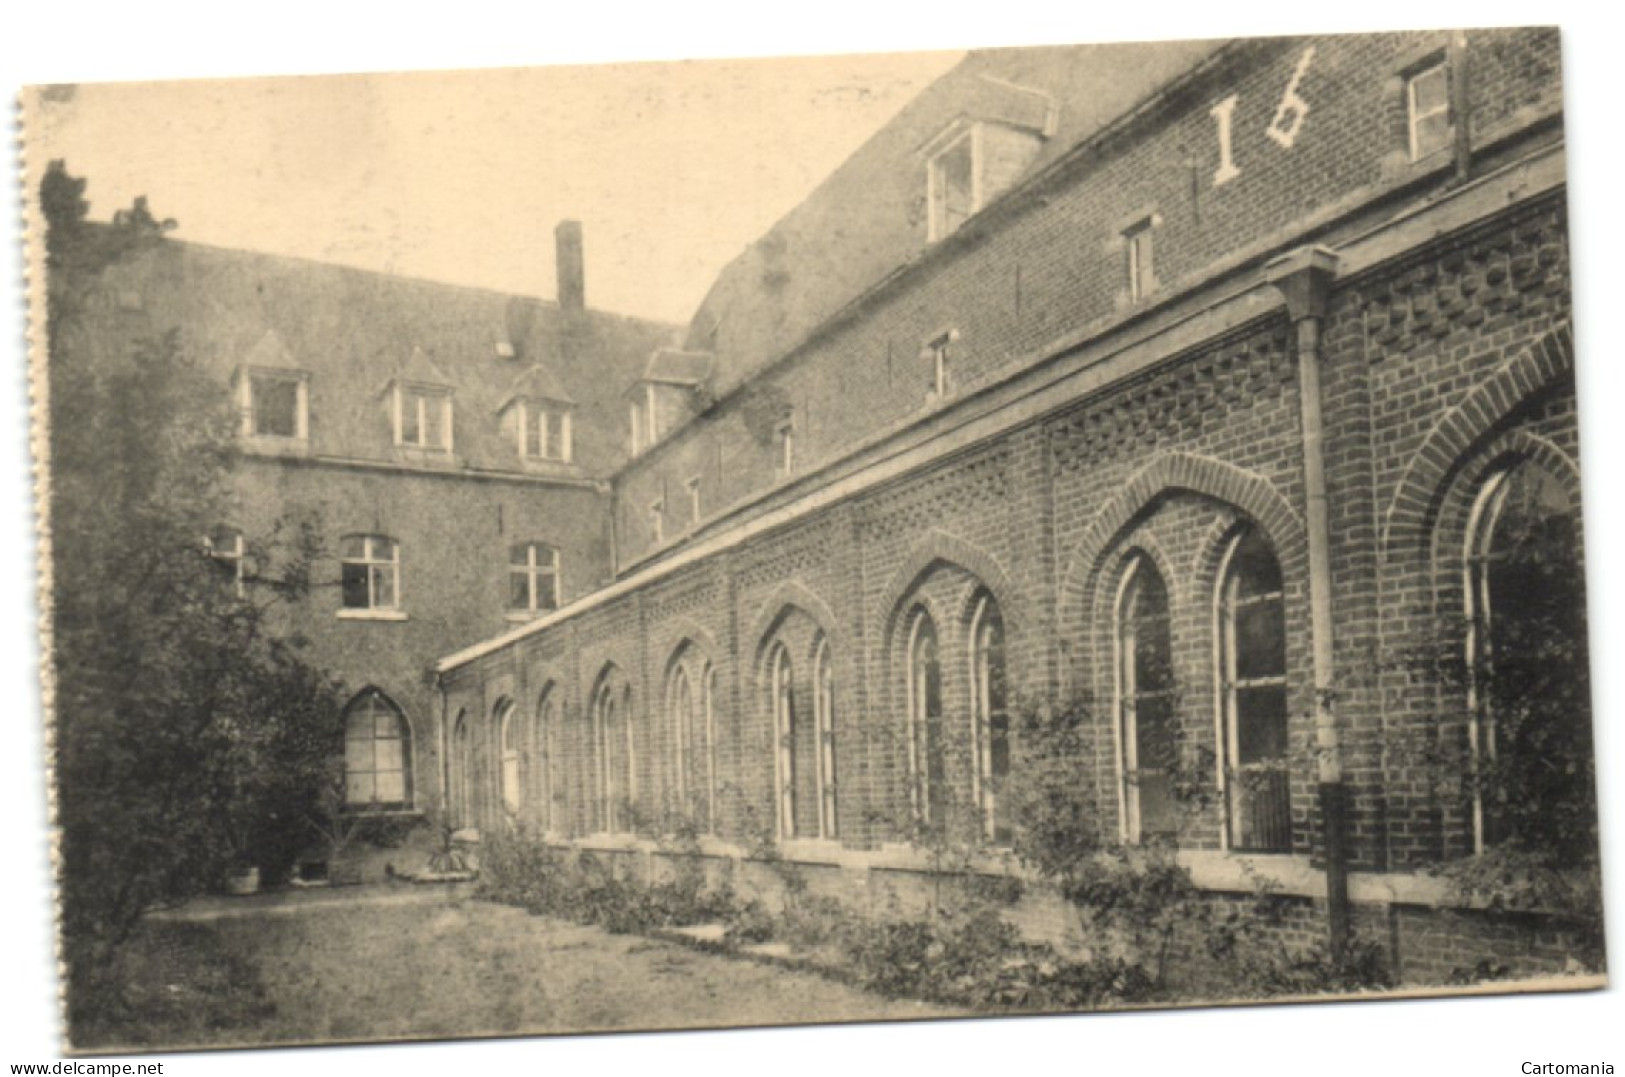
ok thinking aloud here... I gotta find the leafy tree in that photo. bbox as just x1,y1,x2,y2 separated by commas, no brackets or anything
41,162,344,1024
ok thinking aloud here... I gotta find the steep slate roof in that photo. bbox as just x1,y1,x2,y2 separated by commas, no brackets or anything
87,239,679,477
683,40,1222,392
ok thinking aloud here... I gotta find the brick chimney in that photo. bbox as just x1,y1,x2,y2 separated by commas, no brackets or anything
556,220,585,313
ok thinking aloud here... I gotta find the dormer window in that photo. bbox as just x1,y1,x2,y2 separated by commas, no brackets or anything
394,383,453,452
521,403,572,463
927,127,979,242
241,369,308,442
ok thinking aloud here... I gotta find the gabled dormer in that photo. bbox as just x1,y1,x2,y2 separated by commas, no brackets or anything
498,364,576,467
382,347,455,459
234,329,310,455
626,348,714,456
918,75,1058,242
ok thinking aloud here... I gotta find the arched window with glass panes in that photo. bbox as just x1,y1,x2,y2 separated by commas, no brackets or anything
769,642,797,839
812,635,837,839
968,591,1009,844
497,699,521,818
343,689,412,812
1216,529,1290,853
1463,457,1589,855
1115,556,1176,843
906,608,946,829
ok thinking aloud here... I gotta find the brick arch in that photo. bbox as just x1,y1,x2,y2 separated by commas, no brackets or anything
1059,451,1306,625
653,616,720,677
745,579,841,667
1382,323,1573,555
877,528,1022,646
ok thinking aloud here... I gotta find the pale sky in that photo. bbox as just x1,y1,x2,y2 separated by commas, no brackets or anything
27,52,961,325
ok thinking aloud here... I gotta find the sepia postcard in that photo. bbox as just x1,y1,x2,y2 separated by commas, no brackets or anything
11,10,1621,1072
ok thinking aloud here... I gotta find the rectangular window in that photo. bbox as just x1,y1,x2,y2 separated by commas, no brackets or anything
523,405,573,462
777,422,795,478
650,499,665,544
1407,61,1452,161
397,386,451,451
924,329,957,401
508,542,560,614
928,130,978,241
1124,218,1155,302
249,372,303,439
341,535,400,611
686,477,702,524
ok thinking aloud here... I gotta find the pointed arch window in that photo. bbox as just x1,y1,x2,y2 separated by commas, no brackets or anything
812,635,838,839
344,690,412,811
701,663,718,834
906,608,946,829
1217,529,1290,853
668,663,695,814
1464,459,1587,853
536,687,557,833
1116,557,1176,843
969,592,1010,843
498,700,521,818
593,678,635,834
770,643,797,839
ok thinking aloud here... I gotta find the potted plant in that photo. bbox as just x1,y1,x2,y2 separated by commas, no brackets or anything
303,758,368,886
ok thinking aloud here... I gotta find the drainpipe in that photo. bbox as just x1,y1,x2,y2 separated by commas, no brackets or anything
1264,245,1350,958
436,671,451,824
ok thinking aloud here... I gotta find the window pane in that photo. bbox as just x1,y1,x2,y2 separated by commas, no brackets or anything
536,571,558,611
341,563,370,608
546,414,564,458
935,138,974,235
424,396,445,448
371,564,396,608
375,737,404,772
340,535,365,561
373,537,397,562
346,773,375,806
1234,600,1286,679
1412,66,1448,114
1235,685,1288,765
1230,533,1282,597
401,393,422,444
375,772,406,805
252,376,299,437
509,569,532,610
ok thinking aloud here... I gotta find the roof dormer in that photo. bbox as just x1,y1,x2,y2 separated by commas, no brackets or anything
382,346,455,457
918,75,1057,243
499,364,577,466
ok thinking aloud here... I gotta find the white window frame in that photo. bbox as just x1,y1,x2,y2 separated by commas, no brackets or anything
344,690,413,812
813,635,837,840
1124,217,1156,303
770,642,797,839
650,498,665,544
776,421,795,479
1406,59,1452,162
1114,557,1174,845
508,542,561,617
905,608,942,827
1214,529,1291,854
926,124,982,242
338,534,404,619
968,591,1007,843
241,368,309,442
923,328,960,402
392,382,454,453
498,700,521,818
668,663,694,809
536,687,557,833
520,403,573,463
205,526,247,597
686,477,703,525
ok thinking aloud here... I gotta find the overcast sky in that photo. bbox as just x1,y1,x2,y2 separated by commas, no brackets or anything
27,52,960,325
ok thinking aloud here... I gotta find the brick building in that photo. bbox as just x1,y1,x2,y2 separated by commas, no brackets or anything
70,224,679,846
432,29,1592,978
